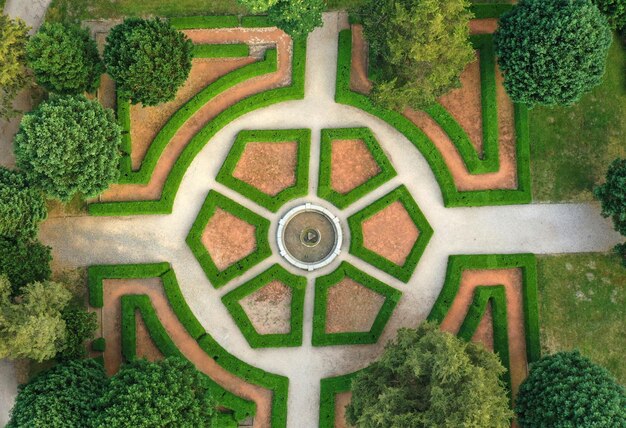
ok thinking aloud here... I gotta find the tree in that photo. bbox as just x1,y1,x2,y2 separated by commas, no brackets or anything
0,277,72,361
237,0,278,13
346,323,513,427
593,0,626,30
26,23,104,94
0,236,51,295
354,0,474,110
494,0,612,106
95,357,217,427
104,18,193,106
267,0,324,37
516,351,626,427
14,95,121,201
0,167,47,239
595,158,626,235
7,359,107,428
57,304,97,360
0,14,31,119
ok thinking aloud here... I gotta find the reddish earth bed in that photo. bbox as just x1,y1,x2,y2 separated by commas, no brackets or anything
330,139,381,194
471,302,494,352
334,391,354,428
201,208,257,272
361,201,419,266
325,278,385,333
233,141,298,196
240,280,292,335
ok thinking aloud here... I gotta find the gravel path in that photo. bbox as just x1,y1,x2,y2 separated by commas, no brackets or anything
36,12,622,428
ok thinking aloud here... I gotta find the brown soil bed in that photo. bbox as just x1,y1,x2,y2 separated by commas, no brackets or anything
240,280,292,335
325,278,385,333
469,19,499,35
232,141,298,196
201,208,257,272
349,25,372,95
361,201,419,266
330,139,381,194
471,302,494,352
101,277,273,427
100,27,293,203
334,391,354,428
438,269,528,398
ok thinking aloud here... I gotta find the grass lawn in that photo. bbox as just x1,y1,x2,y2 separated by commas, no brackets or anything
530,34,626,202
537,252,625,384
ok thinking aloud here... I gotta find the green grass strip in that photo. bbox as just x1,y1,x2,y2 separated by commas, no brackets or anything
185,190,272,288
335,29,531,208
222,264,306,348
169,15,239,30
318,127,397,209
216,129,311,212
193,44,250,58
312,262,402,346
240,15,272,28
348,185,433,283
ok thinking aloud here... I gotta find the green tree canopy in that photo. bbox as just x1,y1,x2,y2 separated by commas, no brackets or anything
494,0,612,106
104,18,193,106
0,236,51,295
516,351,626,427
26,23,104,94
267,0,324,37
593,0,626,30
354,0,475,110
595,158,626,235
57,304,97,360
0,277,72,361
0,167,47,239
7,359,107,428
94,357,217,427
237,0,278,13
346,323,513,427
14,95,121,201
0,14,31,119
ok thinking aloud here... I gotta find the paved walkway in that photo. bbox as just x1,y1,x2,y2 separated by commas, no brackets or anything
36,12,621,428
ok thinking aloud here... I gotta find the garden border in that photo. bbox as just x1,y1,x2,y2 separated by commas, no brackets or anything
221,264,306,348
193,43,250,58
216,129,311,212
185,190,272,288
312,262,402,346
317,127,397,209
347,185,434,283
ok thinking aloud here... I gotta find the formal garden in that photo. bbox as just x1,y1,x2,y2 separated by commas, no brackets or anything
0,0,625,427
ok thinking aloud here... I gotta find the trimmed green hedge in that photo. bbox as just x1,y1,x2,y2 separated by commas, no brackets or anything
185,190,271,288
222,264,306,348
312,262,402,346
91,337,106,352
161,269,206,340
319,371,360,428
216,129,311,212
169,15,239,30
348,185,433,283
317,127,397,209
89,35,307,216
193,44,250,58
335,29,531,208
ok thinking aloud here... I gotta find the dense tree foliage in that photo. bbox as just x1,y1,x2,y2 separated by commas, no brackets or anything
354,0,474,110
95,357,216,427
104,18,193,106
0,236,51,295
57,304,97,360
7,359,107,428
26,23,104,94
0,14,31,119
593,0,626,30
0,277,72,361
0,167,47,239
494,0,612,106
516,351,626,427
346,323,513,427
14,95,121,201
595,158,626,235
237,0,278,13
267,0,324,37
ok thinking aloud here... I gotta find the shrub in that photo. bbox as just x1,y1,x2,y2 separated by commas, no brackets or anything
594,158,626,235
14,95,121,201
104,18,193,106
593,0,626,30
57,305,98,360
95,357,217,427
0,167,47,239
494,0,612,106
0,277,72,361
354,0,475,110
346,323,513,427
516,351,626,427
26,23,104,94
0,14,31,119
0,236,51,295
267,0,324,37
7,359,107,428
